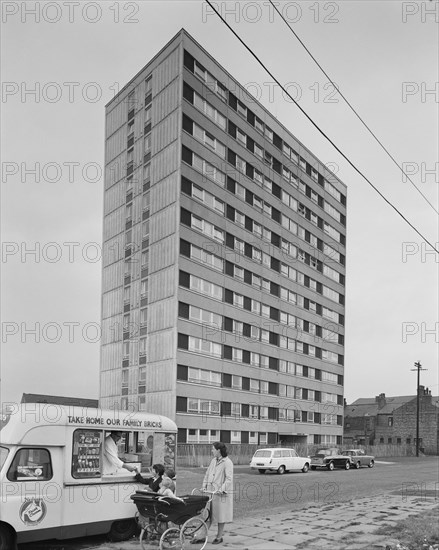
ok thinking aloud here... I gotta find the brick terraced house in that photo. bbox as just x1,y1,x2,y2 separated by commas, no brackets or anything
344,386,439,453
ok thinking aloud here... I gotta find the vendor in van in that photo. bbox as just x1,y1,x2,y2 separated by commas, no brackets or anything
103,431,137,475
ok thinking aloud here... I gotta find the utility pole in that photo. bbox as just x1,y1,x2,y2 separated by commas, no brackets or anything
411,361,427,457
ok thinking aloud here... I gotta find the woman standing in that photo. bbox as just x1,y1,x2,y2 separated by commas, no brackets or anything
201,442,233,545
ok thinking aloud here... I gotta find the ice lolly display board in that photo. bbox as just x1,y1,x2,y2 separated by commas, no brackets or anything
72,430,102,478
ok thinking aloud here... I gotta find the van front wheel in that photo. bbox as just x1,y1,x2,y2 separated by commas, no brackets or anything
0,525,16,550
108,518,138,542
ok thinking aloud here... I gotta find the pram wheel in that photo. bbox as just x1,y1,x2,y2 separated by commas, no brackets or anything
159,527,183,549
180,518,208,550
140,524,159,550
198,506,210,524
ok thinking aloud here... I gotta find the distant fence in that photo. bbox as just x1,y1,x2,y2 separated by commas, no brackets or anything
362,443,437,457
176,443,437,467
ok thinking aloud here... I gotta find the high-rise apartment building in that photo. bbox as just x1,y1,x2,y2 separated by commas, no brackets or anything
100,29,347,447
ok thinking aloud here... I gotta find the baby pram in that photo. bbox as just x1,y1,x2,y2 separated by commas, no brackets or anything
131,490,211,550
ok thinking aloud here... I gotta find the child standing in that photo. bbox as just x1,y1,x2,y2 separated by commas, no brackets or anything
163,468,176,493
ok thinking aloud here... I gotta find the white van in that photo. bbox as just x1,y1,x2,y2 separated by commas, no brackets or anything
250,448,310,474
0,403,177,549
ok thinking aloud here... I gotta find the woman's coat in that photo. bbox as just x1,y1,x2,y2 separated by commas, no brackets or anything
202,456,233,523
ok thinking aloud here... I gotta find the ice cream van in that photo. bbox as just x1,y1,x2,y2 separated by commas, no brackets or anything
0,403,177,549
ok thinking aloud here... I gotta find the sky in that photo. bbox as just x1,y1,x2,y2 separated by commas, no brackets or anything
1,0,438,408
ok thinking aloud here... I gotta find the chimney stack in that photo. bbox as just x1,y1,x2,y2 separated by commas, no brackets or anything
375,393,386,409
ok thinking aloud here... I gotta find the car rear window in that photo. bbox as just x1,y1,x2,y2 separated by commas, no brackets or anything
254,450,271,458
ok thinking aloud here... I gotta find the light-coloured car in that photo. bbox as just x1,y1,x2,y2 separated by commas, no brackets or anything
250,448,310,474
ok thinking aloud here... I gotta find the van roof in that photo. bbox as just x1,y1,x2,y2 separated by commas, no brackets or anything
0,403,177,446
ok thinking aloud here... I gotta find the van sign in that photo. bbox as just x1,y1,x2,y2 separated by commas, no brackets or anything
0,412,11,431
19,498,47,526
66,415,162,429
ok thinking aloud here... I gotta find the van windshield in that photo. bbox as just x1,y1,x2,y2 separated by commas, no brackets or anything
0,446,9,470
254,450,271,458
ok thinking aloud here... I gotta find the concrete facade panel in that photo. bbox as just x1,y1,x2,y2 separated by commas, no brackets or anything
103,208,124,241
106,125,126,163
101,316,123,345
102,261,124,292
149,234,177,273
143,389,176,419
102,288,123,319
99,369,121,401
150,204,177,243
106,100,126,138
153,79,181,125
149,266,178,303
101,341,122,369
151,172,178,212
102,235,124,268
151,141,179,182
104,181,125,215
152,110,179,155
152,46,180,95
148,298,176,333
105,153,126,190
148,329,176,362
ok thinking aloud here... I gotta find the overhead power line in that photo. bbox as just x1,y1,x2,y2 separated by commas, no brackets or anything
204,0,439,254
268,0,439,217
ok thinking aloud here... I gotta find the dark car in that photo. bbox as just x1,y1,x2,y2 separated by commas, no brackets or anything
310,448,352,471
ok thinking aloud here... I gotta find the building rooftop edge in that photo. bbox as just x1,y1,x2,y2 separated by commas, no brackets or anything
105,28,347,190
105,28,186,109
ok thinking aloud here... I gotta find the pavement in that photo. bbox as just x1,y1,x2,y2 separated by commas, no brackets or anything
88,481,438,550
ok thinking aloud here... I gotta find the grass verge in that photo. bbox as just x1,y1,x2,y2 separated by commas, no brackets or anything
375,505,439,549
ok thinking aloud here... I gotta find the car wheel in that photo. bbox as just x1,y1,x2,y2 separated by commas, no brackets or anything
302,463,309,473
108,518,138,542
355,461,361,469
327,461,335,471
277,465,286,475
368,460,375,468
344,461,350,470
0,525,16,550
311,466,317,471
258,469,266,474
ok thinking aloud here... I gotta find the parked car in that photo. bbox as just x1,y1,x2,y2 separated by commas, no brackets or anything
343,449,375,468
250,448,310,474
310,448,353,470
